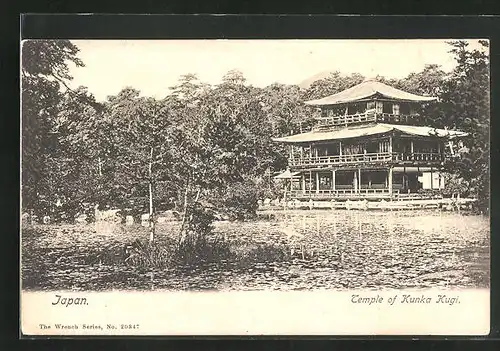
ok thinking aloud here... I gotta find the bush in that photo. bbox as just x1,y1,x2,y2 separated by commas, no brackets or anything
441,172,471,197
170,203,232,265
175,233,232,266
255,176,281,200
213,180,260,220
123,239,175,269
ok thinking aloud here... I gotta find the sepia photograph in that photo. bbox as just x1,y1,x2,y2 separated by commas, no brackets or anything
20,38,490,335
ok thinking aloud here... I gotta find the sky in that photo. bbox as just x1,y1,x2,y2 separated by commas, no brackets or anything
68,39,487,102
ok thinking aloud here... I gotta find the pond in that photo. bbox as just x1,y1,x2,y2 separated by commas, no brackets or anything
21,210,490,291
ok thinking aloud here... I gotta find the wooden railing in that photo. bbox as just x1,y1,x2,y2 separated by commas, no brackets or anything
315,112,418,128
291,152,392,166
288,188,399,198
316,113,377,127
290,152,443,167
376,113,417,123
393,152,443,162
395,192,443,200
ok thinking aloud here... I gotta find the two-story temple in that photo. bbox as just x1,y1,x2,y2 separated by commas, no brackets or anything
273,79,468,201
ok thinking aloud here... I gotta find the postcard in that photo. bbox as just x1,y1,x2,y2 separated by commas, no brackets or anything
20,38,490,336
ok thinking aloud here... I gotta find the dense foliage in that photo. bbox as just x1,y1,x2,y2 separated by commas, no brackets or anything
21,39,490,242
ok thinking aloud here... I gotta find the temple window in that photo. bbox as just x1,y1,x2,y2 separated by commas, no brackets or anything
383,102,392,113
392,103,400,115
400,103,410,115
379,140,390,153
319,174,332,190
326,143,340,156
367,101,376,111
366,141,378,153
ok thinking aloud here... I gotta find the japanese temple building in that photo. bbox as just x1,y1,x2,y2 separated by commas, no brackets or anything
273,78,468,201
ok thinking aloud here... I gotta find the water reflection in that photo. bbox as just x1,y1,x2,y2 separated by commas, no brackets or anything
22,210,489,291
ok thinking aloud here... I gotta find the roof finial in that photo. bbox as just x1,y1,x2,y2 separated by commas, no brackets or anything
363,75,377,83
363,68,377,82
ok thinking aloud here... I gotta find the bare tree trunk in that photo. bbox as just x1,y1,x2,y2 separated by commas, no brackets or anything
178,175,191,246
148,147,155,244
193,186,201,203
98,156,103,177
149,181,155,243
187,187,202,226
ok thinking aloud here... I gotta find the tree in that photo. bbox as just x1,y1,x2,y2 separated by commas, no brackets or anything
101,89,178,242
302,72,365,101
221,69,247,86
378,64,448,127
260,83,311,137
439,40,490,211
48,86,104,220
21,40,85,215
395,64,447,97
163,71,279,255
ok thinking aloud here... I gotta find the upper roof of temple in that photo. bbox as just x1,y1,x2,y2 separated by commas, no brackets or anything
304,79,437,106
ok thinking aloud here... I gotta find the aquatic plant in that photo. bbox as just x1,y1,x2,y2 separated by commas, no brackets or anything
123,239,175,269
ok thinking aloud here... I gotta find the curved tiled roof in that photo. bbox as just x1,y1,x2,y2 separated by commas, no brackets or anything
304,80,437,106
273,123,468,144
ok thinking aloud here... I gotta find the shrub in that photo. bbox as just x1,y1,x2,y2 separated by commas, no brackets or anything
255,176,281,200
214,180,260,220
124,240,175,269
175,233,232,266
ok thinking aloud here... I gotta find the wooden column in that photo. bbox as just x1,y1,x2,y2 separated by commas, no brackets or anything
309,170,312,196
353,171,358,193
389,135,393,153
388,167,393,197
358,168,361,193
410,140,414,153
316,171,320,194
430,167,434,190
301,173,306,194
283,180,288,203
339,141,343,156
332,170,336,191
403,166,407,192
